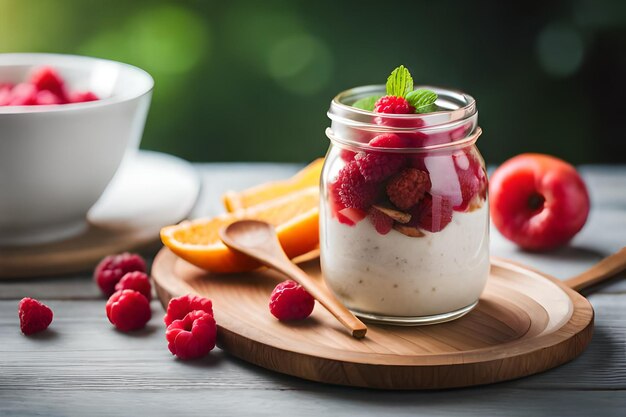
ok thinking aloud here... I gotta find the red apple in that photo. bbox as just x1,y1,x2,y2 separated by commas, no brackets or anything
489,153,590,250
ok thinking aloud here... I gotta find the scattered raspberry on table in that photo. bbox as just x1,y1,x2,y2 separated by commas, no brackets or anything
269,280,315,321
166,310,217,360
115,271,152,301
164,294,213,327
94,252,146,297
105,289,151,332
18,297,53,335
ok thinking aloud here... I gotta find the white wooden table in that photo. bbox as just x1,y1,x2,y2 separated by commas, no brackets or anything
1,163,625,417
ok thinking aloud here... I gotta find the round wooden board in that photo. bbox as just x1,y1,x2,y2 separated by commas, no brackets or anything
152,247,594,390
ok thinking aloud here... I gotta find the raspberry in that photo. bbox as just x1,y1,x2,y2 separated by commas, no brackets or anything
94,252,146,297
105,289,151,332
115,271,152,301
35,90,62,105
164,294,213,327
18,298,53,335
29,66,67,102
415,194,453,232
354,134,408,182
269,280,315,321
368,133,408,148
402,131,429,148
0,84,13,106
9,83,38,105
338,207,367,225
374,95,414,114
70,91,99,103
355,151,405,182
166,310,217,360
368,207,394,235
452,149,488,211
386,168,431,210
456,166,480,211
334,161,379,210
339,148,357,162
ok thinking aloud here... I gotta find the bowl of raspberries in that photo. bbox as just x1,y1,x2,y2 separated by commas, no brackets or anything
0,53,154,246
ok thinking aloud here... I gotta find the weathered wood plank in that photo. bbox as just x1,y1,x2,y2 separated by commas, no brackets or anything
0,294,624,391
0,388,625,417
0,164,625,415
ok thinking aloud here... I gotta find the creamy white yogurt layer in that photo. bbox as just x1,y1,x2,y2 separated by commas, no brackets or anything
320,204,490,318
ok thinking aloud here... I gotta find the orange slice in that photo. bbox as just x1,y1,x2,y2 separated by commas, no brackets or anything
222,158,324,212
161,187,319,273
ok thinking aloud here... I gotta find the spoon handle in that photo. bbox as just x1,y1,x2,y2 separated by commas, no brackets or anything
564,247,626,292
274,260,368,339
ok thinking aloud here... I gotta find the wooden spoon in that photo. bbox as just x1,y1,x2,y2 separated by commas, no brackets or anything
565,246,626,291
220,220,368,339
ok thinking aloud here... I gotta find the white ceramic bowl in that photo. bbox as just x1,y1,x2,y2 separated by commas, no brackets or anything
0,53,153,246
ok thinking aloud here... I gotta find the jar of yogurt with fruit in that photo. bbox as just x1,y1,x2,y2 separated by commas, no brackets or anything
320,65,489,325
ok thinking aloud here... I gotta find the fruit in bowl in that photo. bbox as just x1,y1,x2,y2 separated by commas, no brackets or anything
489,153,590,250
0,66,99,106
0,53,153,246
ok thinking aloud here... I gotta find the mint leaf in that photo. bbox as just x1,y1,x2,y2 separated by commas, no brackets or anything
406,89,438,113
385,65,413,98
352,95,383,111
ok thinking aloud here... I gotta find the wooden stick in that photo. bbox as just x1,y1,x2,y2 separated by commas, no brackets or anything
564,247,626,292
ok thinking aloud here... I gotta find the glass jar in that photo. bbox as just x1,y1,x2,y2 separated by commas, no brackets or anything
320,85,489,325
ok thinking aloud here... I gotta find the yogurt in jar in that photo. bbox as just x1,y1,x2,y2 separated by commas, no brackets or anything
320,204,490,318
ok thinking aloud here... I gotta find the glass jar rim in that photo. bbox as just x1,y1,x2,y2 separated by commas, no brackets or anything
327,84,479,152
329,84,476,126
325,126,482,154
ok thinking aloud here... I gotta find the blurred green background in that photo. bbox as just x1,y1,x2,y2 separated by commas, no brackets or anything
2,0,625,164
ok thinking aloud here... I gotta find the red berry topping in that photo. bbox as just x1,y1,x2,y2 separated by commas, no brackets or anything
105,290,151,332
166,310,217,360
164,294,214,327
386,168,431,210
334,161,379,210
269,280,315,321
355,152,405,182
339,148,357,162
115,271,152,301
452,149,488,211
0,84,12,105
415,194,453,232
338,207,367,225
70,91,99,103
350,133,408,182
94,252,146,297
369,133,409,148
374,95,415,114
35,90,62,105
368,207,394,235
18,298,53,335
29,66,67,102
9,83,38,105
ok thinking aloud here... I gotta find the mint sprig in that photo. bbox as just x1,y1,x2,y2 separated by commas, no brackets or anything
406,89,438,113
350,65,439,114
386,65,413,98
352,94,383,111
